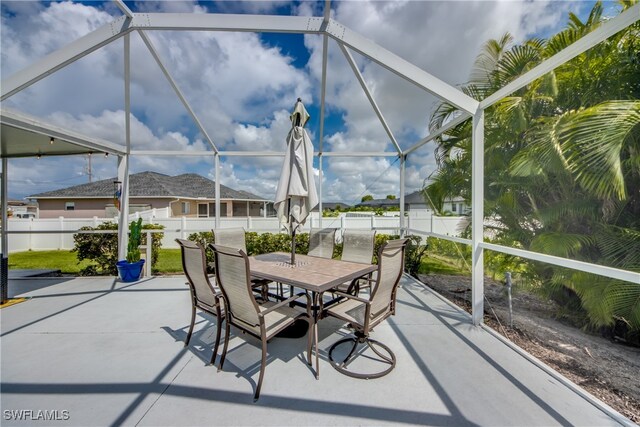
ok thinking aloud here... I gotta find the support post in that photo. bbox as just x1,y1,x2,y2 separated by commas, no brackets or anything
118,33,132,262
318,154,323,228
214,154,220,229
399,154,406,237
145,230,152,277
117,155,130,260
471,110,485,326
1,158,8,303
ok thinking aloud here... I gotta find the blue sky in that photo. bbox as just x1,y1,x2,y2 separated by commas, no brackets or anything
1,0,609,203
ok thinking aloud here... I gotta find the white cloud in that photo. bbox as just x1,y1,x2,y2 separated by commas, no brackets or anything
2,0,584,202
304,0,575,201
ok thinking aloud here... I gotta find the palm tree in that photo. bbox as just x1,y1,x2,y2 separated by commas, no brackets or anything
424,1,640,334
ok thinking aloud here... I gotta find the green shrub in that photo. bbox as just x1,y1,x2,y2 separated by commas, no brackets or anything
187,231,215,272
404,235,428,277
73,221,164,275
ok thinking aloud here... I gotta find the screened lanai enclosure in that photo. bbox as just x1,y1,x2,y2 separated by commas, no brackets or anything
1,0,639,425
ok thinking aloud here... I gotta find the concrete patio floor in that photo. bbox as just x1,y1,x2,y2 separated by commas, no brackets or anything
0,275,626,426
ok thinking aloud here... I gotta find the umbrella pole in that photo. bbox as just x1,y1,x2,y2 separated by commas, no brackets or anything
291,229,296,266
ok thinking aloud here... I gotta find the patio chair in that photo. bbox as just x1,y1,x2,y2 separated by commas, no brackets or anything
210,244,312,401
213,228,271,301
324,238,408,379
307,228,336,259
335,229,376,294
175,238,223,365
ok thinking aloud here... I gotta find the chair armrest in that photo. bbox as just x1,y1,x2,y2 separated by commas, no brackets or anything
332,290,370,304
258,292,310,317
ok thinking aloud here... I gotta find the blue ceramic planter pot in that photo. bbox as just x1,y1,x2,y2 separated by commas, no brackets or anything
116,260,145,282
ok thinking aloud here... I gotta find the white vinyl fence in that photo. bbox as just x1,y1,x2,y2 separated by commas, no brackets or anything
2,213,468,253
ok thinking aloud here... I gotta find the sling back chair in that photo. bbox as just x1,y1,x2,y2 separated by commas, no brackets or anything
307,228,336,259
176,238,223,365
213,228,271,301
335,229,376,294
324,238,408,379
210,243,313,401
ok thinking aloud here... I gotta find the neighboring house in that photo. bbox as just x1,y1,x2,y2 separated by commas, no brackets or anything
313,202,352,211
441,196,470,215
28,171,273,219
355,191,470,215
8,200,38,218
355,193,420,211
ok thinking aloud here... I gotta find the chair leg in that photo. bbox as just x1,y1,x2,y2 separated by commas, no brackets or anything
185,305,196,347
340,338,359,368
218,320,231,372
254,337,268,401
211,312,223,365
306,316,313,366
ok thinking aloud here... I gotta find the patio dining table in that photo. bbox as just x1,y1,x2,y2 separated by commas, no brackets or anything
249,252,376,379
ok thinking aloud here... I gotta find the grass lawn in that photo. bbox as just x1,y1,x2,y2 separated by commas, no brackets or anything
8,249,185,275
8,250,95,274
418,255,468,276
155,249,183,273
8,249,467,277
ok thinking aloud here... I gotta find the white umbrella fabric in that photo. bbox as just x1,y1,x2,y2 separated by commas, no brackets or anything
274,98,318,264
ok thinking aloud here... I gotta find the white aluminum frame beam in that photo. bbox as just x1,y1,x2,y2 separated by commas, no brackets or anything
339,43,403,155
481,242,640,284
114,0,133,18
399,155,406,235
318,6,330,155
325,19,478,114
1,16,131,101
215,154,221,229
471,110,484,326
1,158,7,303
117,154,130,260
480,3,640,109
134,13,324,34
137,31,218,152
128,150,399,157
319,152,398,157
117,34,132,261
0,109,125,156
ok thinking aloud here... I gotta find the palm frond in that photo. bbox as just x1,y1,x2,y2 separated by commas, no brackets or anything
558,101,640,199
529,232,594,258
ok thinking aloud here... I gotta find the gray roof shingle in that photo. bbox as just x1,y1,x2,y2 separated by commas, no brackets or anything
28,171,267,201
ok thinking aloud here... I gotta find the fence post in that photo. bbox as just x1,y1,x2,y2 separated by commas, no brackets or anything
29,218,33,251
59,216,64,250
247,216,252,230
146,231,152,277
181,216,186,240
371,215,375,231
430,213,434,234
341,215,346,234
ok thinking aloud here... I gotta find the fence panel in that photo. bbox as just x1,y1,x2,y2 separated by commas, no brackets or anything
4,214,468,252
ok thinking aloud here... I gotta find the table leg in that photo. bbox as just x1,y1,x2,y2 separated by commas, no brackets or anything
312,291,320,379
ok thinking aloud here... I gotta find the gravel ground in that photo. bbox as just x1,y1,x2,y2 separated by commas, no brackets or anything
417,273,640,423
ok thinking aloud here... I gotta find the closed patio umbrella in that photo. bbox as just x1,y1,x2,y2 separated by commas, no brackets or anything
274,98,318,265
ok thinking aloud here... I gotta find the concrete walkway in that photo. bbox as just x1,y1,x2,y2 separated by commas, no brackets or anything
0,276,627,426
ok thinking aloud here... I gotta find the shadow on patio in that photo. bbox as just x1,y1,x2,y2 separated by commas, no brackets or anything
1,276,621,426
